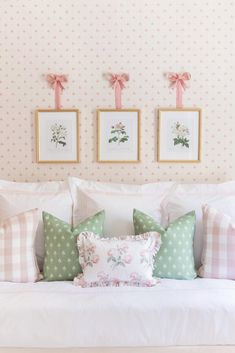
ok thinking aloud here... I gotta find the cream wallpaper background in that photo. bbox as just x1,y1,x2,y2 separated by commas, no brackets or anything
0,0,234,183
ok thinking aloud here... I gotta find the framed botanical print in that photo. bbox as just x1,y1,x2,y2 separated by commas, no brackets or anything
157,108,201,163
36,109,79,163
97,109,140,163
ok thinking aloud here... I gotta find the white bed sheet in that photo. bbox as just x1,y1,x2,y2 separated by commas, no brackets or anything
0,278,235,348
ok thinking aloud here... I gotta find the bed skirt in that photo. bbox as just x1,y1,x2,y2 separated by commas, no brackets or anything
1,347,235,353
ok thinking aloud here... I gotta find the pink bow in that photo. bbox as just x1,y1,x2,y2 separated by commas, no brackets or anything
107,73,129,109
46,74,68,109
167,72,191,108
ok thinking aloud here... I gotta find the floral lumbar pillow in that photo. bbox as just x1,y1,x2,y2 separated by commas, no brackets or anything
199,205,235,279
43,210,105,281
133,209,196,280
74,231,161,287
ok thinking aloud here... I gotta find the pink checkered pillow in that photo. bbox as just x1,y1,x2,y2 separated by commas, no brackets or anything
0,208,41,282
198,205,235,279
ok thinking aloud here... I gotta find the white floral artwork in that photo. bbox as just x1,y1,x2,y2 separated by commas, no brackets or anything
171,121,190,148
50,123,67,148
158,109,201,162
36,110,79,162
98,110,140,162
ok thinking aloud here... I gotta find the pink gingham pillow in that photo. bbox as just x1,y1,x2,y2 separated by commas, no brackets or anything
74,231,161,287
198,205,235,279
0,209,41,282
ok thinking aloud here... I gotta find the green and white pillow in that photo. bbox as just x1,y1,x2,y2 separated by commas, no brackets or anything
133,209,196,280
43,210,105,281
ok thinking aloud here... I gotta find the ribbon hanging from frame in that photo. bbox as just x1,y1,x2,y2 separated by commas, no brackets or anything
107,73,129,109
46,74,68,109
167,72,191,108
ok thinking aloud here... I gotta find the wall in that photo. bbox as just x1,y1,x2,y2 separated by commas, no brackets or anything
0,0,234,183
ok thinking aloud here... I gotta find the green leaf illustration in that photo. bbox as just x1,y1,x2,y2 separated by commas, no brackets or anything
108,122,129,145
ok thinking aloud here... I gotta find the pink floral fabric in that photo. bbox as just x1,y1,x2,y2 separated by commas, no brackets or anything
199,205,235,279
74,231,161,287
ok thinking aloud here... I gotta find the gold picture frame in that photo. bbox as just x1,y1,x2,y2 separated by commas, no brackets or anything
157,108,201,163
97,109,141,163
36,109,80,163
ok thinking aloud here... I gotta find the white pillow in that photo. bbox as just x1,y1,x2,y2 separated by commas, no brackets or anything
0,180,73,270
161,181,235,269
69,177,175,236
74,231,161,287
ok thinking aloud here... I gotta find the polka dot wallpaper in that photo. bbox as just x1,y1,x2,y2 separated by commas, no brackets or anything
0,0,234,183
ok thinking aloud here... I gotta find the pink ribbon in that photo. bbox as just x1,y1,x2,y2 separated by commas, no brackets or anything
46,74,68,109
167,72,191,108
107,73,129,109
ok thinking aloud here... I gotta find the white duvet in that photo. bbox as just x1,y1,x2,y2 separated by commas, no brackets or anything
0,278,235,348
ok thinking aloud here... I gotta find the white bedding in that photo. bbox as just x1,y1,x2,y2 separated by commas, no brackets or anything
0,278,235,348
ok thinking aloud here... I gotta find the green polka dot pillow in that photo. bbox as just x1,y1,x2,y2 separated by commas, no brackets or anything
43,210,105,281
133,209,196,280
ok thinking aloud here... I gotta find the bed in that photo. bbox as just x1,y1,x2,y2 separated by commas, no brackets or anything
1,178,235,353
1,278,235,353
